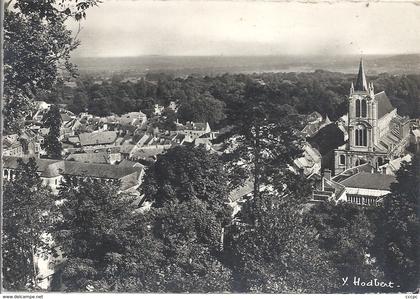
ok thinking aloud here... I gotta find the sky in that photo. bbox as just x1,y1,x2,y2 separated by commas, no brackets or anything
69,0,420,57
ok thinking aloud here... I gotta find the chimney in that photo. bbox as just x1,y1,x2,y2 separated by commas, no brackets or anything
324,169,331,181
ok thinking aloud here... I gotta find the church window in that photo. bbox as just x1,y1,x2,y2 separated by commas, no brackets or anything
355,125,367,146
361,99,367,117
363,128,367,146
355,99,361,117
339,155,345,165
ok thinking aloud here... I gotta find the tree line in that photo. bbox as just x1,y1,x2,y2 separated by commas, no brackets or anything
36,70,420,133
3,145,419,292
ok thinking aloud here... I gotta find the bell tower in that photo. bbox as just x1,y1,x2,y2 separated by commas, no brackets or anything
334,59,390,175
347,58,378,152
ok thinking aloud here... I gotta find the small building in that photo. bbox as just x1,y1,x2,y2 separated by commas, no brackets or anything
3,156,144,194
175,121,213,143
301,113,331,138
66,149,122,165
312,165,396,207
78,131,118,149
293,142,322,176
3,135,24,157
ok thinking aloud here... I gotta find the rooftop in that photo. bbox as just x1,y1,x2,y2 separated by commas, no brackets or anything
66,152,109,164
340,172,396,191
78,131,118,147
4,156,142,180
375,91,395,118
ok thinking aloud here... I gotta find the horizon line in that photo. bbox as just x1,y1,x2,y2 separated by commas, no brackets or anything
71,53,420,59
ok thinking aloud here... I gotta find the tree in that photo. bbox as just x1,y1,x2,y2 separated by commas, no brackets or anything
3,158,56,291
224,194,337,293
157,108,177,131
141,146,234,292
378,155,420,292
142,145,232,224
4,0,99,132
305,202,384,293
52,177,164,292
149,200,233,292
55,146,235,292
42,105,63,159
177,93,226,127
222,81,304,205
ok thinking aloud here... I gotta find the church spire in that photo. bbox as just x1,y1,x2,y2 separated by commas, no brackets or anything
354,58,368,91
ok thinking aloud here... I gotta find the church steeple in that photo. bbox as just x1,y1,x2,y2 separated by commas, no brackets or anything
354,58,368,91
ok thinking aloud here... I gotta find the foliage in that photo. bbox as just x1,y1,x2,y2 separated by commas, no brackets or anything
52,177,164,291
222,81,304,202
224,194,337,293
2,158,56,291
142,145,232,224
148,200,233,292
177,93,226,127
42,105,63,158
55,147,234,292
3,0,98,133
140,146,234,292
305,202,384,293
376,155,420,292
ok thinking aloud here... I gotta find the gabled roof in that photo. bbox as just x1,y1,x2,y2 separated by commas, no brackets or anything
62,161,141,179
340,172,396,191
176,121,209,132
66,152,109,164
78,131,118,147
375,91,395,118
3,156,61,177
118,159,144,168
60,113,73,122
3,156,142,180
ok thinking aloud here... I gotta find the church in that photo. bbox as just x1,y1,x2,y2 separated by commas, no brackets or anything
334,59,412,175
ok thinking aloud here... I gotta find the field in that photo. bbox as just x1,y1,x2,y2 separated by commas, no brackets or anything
71,54,420,77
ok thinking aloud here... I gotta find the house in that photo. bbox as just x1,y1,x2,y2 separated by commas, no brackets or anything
117,111,147,127
334,59,413,175
3,135,24,157
78,131,118,149
118,159,145,168
61,118,82,138
66,150,122,165
379,154,412,176
301,113,331,138
20,130,42,157
31,101,51,122
312,165,396,207
154,104,164,116
130,147,167,162
3,156,144,194
293,142,322,176
175,121,213,143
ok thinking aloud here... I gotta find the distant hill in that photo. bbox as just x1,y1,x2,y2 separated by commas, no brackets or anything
71,54,420,77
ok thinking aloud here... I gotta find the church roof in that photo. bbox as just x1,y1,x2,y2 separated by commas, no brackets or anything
375,91,395,118
354,59,368,91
